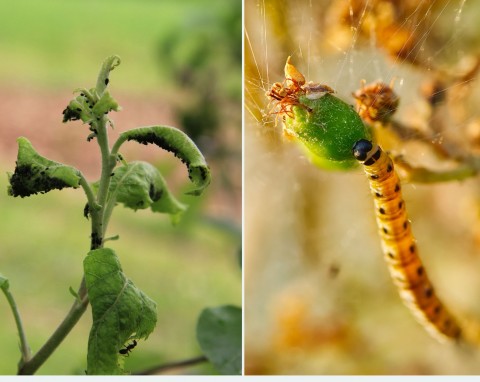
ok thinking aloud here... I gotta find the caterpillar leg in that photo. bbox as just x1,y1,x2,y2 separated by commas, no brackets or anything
352,139,463,343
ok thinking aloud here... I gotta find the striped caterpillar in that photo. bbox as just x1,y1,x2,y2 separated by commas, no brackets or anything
265,57,471,343
352,139,462,343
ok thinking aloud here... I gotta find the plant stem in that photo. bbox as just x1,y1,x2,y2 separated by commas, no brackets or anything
17,278,89,375
101,135,131,230
78,174,97,210
16,58,125,374
94,116,117,240
2,287,31,365
19,110,118,375
17,175,100,374
134,355,209,375
110,134,127,157
395,155,479,183
96,118,112,207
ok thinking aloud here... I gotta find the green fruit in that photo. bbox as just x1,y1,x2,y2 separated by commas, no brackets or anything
284,93,373,170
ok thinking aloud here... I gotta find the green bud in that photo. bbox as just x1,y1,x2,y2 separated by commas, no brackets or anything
284,93,373,170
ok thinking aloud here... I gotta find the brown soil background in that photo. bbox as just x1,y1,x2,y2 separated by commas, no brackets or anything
0,86,241,224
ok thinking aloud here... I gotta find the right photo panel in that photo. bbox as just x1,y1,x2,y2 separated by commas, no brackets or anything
245,0,480,375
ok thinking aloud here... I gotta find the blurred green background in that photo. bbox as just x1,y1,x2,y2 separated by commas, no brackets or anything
0,0,241,375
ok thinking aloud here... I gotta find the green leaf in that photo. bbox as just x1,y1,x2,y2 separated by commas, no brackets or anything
196,305,242,375
109,161,187,223
92,91,120,116
63,88,120,125
116,126,211,196
96,55,121,95
8,137,81,197
63,56,121,125
84,248,157,375
62,97,89,123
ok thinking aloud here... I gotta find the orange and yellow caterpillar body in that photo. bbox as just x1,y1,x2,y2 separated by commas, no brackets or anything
352,139,462,343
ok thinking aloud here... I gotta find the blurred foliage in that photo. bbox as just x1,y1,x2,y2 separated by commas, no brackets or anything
0,0,238,94
156,0,241,153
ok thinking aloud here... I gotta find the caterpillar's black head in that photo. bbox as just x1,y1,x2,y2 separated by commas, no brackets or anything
352,139,373,161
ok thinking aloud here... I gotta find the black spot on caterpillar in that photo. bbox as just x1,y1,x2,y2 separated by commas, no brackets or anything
352,139,462,343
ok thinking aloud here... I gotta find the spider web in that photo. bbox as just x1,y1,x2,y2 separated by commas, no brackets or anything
246,0,477,131
245,0,480,375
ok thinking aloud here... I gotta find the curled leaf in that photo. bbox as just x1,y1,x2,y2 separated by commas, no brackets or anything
63,88,120,126
62,98,87,123
96,55,121,95
8,137,81,197
63,56,121,126
115,126,211,196
109,161,186,223
84,248,157,375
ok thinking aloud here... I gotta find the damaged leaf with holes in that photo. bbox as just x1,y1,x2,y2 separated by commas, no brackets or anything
109,161,187,223
84,248,157,375
8,137,81,197
115,125,211,196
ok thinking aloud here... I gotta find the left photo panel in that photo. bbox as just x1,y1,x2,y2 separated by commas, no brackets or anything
0,0,241,375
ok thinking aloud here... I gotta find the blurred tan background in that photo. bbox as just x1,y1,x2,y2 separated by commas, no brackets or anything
0,0,241,375
245,0,480,375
